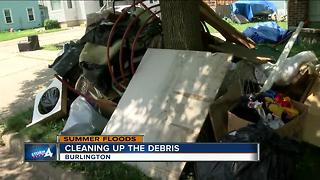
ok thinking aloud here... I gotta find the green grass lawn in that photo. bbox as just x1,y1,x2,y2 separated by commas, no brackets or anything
42,43,63,51
232,21,287,32
207,21,288,33
256,42,320,61
0,28,65,42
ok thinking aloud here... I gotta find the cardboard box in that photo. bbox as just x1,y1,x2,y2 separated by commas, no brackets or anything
273,72,317,103
302,77,320,147
228,100,308,140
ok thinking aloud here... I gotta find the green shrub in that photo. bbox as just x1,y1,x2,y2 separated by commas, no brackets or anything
4,109,33,133
44,19,60,30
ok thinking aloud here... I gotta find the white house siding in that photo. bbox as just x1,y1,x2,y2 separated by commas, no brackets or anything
47,9,65,22
45,0,101,25
83,1,101,16
76,0,87,21
62,1,78,22
45,0,66,22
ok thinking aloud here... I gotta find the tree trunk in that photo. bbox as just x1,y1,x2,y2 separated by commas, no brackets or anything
160,0,203,51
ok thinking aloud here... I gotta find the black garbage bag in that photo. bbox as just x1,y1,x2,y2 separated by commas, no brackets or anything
80,14,139,47
49,41,84,83
38,87,60,114
195,123,301,180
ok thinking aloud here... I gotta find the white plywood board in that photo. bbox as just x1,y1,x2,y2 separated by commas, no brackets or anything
102,48,232,179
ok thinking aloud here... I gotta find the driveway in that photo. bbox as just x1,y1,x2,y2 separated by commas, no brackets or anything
0,26,85,121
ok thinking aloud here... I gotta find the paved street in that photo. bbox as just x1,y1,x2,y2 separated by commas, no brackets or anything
0,26,85,121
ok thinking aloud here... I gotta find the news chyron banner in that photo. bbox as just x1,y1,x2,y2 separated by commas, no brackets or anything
24,135,259,161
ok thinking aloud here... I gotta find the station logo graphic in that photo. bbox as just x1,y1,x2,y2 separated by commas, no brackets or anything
24,143,56,161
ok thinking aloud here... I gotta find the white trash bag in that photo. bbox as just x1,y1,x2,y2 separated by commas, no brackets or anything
60,96,108,135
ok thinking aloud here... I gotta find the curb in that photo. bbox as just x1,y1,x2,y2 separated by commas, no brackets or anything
1,133,86,180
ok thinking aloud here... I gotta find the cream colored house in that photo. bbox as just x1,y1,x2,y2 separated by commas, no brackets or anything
44,0,158,27
44,0,104,27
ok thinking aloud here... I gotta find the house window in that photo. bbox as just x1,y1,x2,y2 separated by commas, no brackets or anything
51,0,61,10
27,8,35,21
67,0,72,9
3,9,12,24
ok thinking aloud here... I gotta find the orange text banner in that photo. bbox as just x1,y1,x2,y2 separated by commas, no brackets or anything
58,135,143,143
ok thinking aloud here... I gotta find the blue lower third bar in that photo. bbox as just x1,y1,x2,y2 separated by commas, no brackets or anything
59,143,258,153
58,143,259,161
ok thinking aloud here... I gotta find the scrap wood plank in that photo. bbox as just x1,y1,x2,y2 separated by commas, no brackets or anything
260,21,304,92
205,32,272,64
101,48,232,180
208,43,272,64
199,1,256,49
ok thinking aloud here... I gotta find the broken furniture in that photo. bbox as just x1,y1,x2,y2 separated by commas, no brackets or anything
101,48,232,179
27,78,67,127
17,35,40,52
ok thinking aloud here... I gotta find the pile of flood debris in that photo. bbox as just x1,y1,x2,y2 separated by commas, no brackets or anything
26,1,320,180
